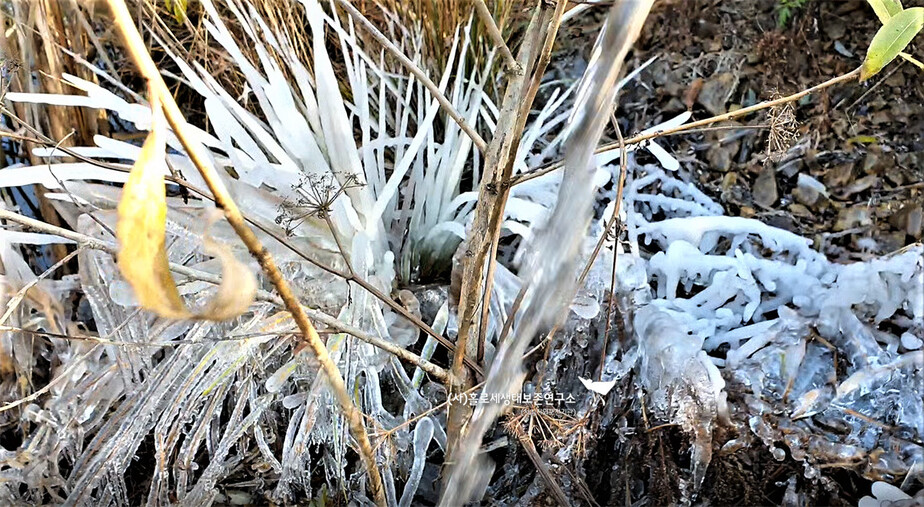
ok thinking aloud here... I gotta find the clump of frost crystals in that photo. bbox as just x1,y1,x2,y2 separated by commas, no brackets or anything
621,165,923,492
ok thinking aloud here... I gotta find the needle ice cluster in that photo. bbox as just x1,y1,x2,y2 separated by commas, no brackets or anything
620,165,923,488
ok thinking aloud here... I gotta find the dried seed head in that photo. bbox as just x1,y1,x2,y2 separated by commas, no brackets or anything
765,93,799,163
274,172,364,235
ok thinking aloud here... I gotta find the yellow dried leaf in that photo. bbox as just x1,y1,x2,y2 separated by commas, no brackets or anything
116,95,190,319
198,211,258,320
116,95,256,321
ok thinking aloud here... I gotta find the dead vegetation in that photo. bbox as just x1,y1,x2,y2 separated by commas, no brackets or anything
1,0,922,505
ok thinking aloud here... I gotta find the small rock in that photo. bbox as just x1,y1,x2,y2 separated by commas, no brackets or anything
833,41,853,58
789,203,813,218
896,152,920,169
698,72,737,116
823,18,846,40
708,145,735,172
872,111,891,125
825,163,854,188
765,213,797,232
841,175,878,197
885,71,905,87
778,158,804,179
890,205,923,239
834,206,872,231
877,230,907,252
863,153,881,174
793,174,828,207
884,165,906,186
752,166,778,208
663,97,688,113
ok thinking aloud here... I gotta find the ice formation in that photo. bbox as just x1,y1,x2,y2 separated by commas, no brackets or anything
620,164,923,494
0,0,921,504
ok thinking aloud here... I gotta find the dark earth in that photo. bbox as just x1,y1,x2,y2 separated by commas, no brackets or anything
499,0,924,505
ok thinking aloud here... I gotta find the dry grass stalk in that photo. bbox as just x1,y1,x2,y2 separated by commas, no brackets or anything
0,206,452,384
0,1,104,266
332,0,488,153
471,0,519,71
376,0,516,73
511,67,863,186
447,0,565,456
104,0,386,503
765,94,798,162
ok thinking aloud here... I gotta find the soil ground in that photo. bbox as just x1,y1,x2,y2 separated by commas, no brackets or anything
616,0,924,260
534,0,924,504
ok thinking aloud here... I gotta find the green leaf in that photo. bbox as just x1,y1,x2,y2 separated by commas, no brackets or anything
171,0,188,23
899,51,924,70
163,0,188,23
867,0,903,24
861,7,924,80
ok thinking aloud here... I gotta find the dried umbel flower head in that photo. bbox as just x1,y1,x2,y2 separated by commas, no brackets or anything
275,172,363,235
765,93,798,163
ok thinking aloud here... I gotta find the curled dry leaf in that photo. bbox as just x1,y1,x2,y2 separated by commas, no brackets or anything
116,92,256,321
198,210,259,321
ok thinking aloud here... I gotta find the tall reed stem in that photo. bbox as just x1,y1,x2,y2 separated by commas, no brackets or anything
104,1,386,503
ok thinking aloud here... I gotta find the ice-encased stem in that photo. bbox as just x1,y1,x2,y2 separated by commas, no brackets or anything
399,417,434,507
104,0,385,503
439,1,654,503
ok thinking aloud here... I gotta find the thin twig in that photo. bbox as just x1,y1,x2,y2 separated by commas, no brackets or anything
0,247,81,329
597,113,627,381
510,67,862,186
843,60,903,110
331,0,487,153
0,325,340,346
471,0,520,72
88,4,376,502
0,208,451,384
372,381,485,452
0,308,143,414
515,433,570,506
0,119,481,377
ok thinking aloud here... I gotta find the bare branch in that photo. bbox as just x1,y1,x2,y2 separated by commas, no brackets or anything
510,67,862,186
0,208,452,384
471,0,520,72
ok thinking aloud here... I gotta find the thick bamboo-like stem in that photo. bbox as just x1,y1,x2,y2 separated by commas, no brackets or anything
446,0,564,458
104,1,385,504
510,67,863,186
0,208,452,384
332,0,487,153
475,0,567,361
